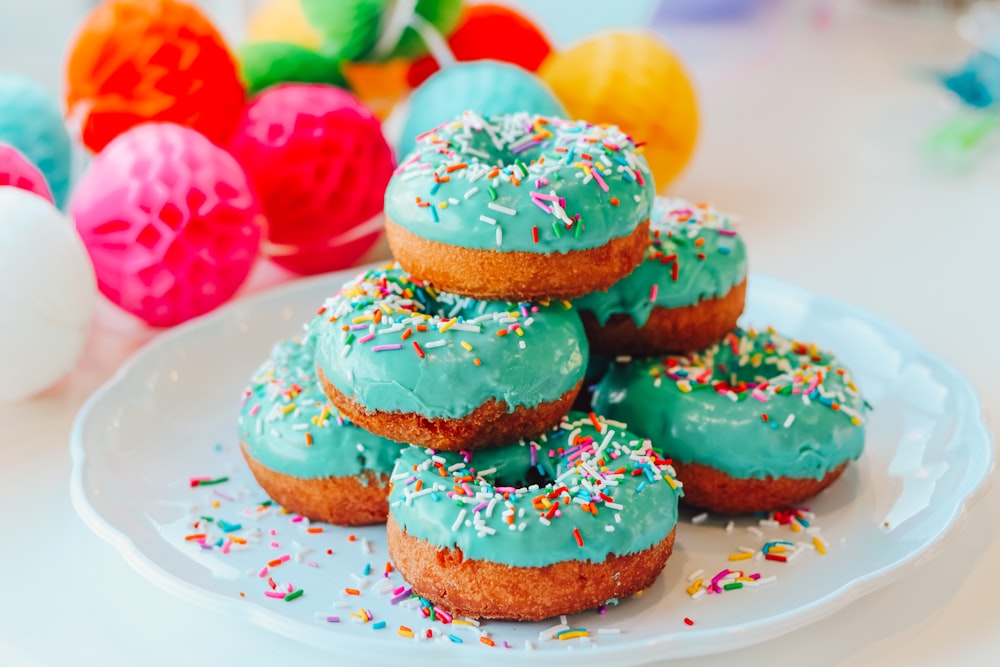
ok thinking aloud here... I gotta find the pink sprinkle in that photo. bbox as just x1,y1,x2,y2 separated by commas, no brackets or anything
649,284,659,302
264,590,285,599
372,343,403,352
290,516,304,523
258,566,269,578
531,198,553,214
434,607,453,624
270,541,280,548
717,229,738,236
636,171,646,186
590,167,609,192
249,404,260,416
221,540,232,555
358,333,375,344
279,554,291,563
305,560,319,568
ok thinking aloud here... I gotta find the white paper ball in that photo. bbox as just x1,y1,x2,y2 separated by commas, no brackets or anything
0,187,96,402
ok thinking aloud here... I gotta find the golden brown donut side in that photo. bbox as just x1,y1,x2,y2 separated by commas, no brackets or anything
580,277,747,357
672,461,849,514
385,217,651,302
318,366,582,450
386,514,676,621
241,442,390,526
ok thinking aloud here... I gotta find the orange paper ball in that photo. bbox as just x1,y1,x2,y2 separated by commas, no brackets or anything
65,0,246,153
540,31,698,191
407,3,553,88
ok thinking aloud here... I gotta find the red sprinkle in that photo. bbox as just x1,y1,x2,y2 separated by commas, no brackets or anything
413,341,425,358
765,553,788,563
573,527,584,547
684,617,694,626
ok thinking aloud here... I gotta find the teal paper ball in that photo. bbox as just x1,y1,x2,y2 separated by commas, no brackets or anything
0,73,72,209
396,60,566,158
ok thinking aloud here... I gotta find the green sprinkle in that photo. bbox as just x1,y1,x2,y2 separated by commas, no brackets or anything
195,476,229,487
199,516,215,522
723,582,743,591
574,221,583,239
344,332,355,345
487,186,497,201
552,221,562,238
516,160,529,177
284,589,304,601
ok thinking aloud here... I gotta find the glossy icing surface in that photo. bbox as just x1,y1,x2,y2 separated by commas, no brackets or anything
313,263,588,419
239,336,405,480
388,412,682,567
384,111,655,253
593,328,867,480
575,197,747,326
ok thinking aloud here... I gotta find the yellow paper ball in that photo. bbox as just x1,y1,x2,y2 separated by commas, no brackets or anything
540,31,698,191
247,0,323,51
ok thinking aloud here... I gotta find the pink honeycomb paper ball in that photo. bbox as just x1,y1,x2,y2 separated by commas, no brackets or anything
229,83,394,275
72,123,264,327
0,142,54,203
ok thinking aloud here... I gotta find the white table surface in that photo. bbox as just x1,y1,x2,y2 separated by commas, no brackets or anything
1,2,998,665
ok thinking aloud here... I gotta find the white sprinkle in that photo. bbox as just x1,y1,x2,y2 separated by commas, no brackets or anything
496,226,503,246
598,628,622,635
361,538,372,554
487,202,516,216
784,414,795,428
464,187,479,199
691,512,709,525
759,519,779,528
687,569,704,582
725,520,735,533
450,509,467,533
424,340,447,348
448,197,460,205
747,526,764,538
479,214,497,225
691,588,706,600
757,575,777,586
738,546,756,554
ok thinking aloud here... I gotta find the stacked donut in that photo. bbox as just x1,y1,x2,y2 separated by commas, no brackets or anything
237,110,868,621
580,198,869,514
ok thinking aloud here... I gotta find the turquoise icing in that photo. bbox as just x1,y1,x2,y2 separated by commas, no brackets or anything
388,412,682,567
238,336,405,480
575,197,748,326
385,111,655,253
313,263,588,419
397,60,566,158
592,328,868,481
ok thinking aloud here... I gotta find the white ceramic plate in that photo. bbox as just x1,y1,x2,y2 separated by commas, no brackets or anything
70,267,994,665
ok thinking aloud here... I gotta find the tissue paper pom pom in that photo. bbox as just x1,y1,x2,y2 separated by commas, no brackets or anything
540,31,698,191
72,123,263,327
238,41,347,96
396,60,565,157
0,73,72,208
407,3,553,87
65,0,245,153
0,143,54,203
299,0,462,61
247,0,323,50
229,84,393,274
0,188,95,402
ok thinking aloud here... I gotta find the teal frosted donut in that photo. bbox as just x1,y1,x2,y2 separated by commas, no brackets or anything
385,412,682,620
592,327,868,513
574,197,748,355
384,111,655,301
313,263,588,450
239,336,406,525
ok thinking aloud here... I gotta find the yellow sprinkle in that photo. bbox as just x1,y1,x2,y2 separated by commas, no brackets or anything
770,545,787,553
397,627,414,638
438,202,447,208
558,631,590,640
686,578,704,595
379,303,392,314
515,327,524,337
561,300,572,309
664,476,678,490
728,552,753,561
851,416,863,426
439,318,455,332
460,341,473,352
282,403,296,414
789,523,801,533
813,536,827,555
452,619,475,627
211,500,220,508
352,315,373,323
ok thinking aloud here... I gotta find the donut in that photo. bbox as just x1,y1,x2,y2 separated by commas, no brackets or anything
384,111,655,301
239,336,406,525
574,197,747,356
313,263,588,450
386,412,682,621
592,328,868,513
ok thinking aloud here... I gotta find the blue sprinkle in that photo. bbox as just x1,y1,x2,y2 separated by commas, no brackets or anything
372,621,387,630
448,634,463,643
218,520,242,533
636,481,647,494
430,181,441,195
717,246,732,255
363,563,371,576
620,171,634,183
430,206,439,223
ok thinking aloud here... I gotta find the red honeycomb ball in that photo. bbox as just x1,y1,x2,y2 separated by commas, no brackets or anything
0,142,54,203
71,123,264,327
229,83,394,275
407,3,553,88
65,0,246,153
